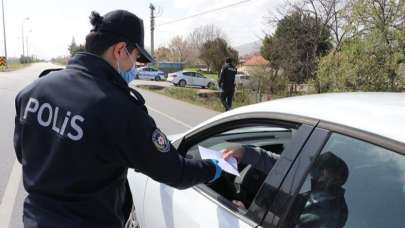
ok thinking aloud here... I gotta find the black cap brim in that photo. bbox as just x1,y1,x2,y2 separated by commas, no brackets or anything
136,43,154,63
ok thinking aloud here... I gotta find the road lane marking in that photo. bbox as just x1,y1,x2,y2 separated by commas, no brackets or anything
146,105,192,129
0,159,22,228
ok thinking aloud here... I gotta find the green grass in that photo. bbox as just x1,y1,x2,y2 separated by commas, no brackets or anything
138,85,253,112
0,59,31,72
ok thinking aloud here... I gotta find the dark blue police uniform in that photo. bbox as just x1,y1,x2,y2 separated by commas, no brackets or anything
218,62,237,111
14,52,217,228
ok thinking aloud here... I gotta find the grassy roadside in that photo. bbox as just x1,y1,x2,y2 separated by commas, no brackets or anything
1,61,31,72
137,85,252,112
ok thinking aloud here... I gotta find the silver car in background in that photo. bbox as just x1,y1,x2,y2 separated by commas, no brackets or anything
137,67,165,81
167,71,216,89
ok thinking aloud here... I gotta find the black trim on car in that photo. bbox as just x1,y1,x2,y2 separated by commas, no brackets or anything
263,120,405,227
251,124,318,227
263,128,331,227
177,115,318,226
184,112,318,138
178,117,302,156
318,120,405,155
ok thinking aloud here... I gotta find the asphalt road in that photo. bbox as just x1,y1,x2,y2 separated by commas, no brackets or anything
0,63,218,227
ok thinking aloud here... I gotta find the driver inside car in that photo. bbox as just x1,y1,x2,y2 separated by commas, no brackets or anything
223,147,349,228
222,145,280,209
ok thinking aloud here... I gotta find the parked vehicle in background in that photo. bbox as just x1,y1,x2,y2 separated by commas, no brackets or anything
148,62,184,76
137,67,165,81
167,71,217,89
235,73,251,88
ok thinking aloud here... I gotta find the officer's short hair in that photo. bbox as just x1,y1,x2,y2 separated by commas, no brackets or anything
225,57,232,64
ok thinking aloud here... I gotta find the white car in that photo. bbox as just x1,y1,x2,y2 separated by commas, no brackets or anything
127,93,405,228
235,73,251,88
167,71,216,89
137,67,165,81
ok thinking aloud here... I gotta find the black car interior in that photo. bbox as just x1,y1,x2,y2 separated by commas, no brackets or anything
185,125,295,210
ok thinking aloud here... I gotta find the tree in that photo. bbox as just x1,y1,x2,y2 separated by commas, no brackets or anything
261,11,332,93
348,0,403,46
186,24,227,65
155,47,172,62
68,37,85,57
199,38,238,73
291,0,351,49
187,24,226,50
261,35,282,77
317,35,404,91
317,0,405,92
168,36,190,63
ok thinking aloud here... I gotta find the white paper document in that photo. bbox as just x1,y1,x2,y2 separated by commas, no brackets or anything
198,146,240,176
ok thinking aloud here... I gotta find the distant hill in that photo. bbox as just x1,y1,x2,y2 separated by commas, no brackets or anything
235,41,262,57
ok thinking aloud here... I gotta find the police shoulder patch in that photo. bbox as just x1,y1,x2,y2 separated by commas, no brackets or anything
151,129,171,153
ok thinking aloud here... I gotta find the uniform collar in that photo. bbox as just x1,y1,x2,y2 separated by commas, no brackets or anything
66,52,129,92
67,52,147,110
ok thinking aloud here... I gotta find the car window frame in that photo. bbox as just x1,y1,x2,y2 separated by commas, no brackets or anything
183,72,193,77
174,113,319,227
264,120,405,227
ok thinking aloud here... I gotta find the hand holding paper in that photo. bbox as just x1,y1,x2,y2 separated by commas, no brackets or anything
198,146,240,176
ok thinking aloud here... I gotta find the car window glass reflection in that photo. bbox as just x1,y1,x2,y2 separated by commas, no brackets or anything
285,133,405,228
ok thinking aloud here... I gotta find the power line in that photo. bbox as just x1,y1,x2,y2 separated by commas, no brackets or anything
158,0,253,27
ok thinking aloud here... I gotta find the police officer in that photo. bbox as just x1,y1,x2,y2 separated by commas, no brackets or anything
14,10,222,228
218,57,237,111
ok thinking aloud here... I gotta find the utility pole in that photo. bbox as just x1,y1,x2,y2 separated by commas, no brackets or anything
1,0,7,61
21,17,30,57
21,21,24,56
150,3,155,58
25,34,29,57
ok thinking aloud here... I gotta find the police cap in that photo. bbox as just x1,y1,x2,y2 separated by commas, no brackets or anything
89,10,154,63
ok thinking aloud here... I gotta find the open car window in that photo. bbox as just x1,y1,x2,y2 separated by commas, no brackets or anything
185,123,299,218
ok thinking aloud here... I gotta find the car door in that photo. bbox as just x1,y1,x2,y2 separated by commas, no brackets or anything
141,114,318,228
261,121,405,228
145,68,154,79
188,72,197,86
138,68,148,79
195,73,207,87
182,72,194,85
149,68,158,78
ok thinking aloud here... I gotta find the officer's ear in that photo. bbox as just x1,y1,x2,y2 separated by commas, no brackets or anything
112,42,127,60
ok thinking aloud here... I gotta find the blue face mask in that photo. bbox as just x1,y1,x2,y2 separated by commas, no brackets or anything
117,48,137,84
119,66,137,83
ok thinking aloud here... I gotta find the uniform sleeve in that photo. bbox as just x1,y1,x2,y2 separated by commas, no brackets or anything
241,145,279,174
14,94,22,163
218,66,225,88
110,106,216,189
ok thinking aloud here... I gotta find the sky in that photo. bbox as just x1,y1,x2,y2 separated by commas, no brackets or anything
1,0,282,60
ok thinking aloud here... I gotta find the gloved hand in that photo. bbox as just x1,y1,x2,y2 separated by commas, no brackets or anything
209,160,222,183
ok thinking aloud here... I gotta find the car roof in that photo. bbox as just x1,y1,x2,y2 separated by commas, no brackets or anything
190,92,405,144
